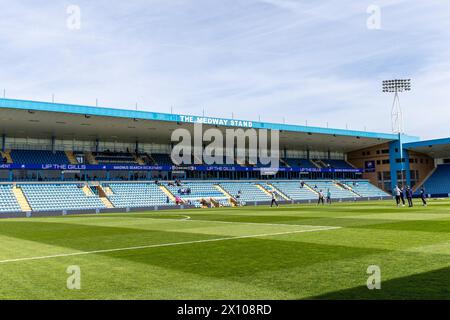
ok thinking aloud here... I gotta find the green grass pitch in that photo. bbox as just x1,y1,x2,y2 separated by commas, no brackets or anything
1,199,450,300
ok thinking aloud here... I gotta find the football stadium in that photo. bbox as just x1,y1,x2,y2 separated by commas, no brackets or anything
2,1,450,307
0,97,450,300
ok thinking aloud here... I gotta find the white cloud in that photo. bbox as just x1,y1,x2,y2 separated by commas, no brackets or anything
0,0,449,139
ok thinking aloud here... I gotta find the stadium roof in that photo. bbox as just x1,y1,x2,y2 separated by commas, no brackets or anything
0,98,417,152
404,138,450,158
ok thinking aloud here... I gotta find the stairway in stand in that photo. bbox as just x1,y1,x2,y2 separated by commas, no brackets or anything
12,186,32,212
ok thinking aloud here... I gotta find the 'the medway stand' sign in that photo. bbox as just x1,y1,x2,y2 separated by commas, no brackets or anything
179,115,253,128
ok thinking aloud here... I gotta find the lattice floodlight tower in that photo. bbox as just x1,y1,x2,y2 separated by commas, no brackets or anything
382,79,411,134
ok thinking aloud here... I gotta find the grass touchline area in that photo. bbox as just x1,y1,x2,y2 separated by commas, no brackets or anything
0,226,341,265
0,199,449,300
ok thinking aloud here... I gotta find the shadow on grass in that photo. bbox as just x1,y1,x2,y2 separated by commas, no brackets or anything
351,220,450,233
0,220,387,281
310,266,450,300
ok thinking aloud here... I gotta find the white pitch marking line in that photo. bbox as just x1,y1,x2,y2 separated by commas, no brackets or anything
125,214,325,228
182,219,325,228
152,214,191,221
0,226,341,264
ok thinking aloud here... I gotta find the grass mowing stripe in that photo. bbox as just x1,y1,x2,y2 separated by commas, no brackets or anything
149,216,334,228
0,226,341,264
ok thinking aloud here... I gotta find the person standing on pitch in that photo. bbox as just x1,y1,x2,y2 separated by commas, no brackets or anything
400,186,406,206
406,186,413,207
317,190,325,205
270,191,279,208
326,188,332,204
394,185,401,207
420,187,427,206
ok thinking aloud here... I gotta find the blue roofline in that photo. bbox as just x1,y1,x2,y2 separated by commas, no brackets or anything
0,97,405,140
403,137,450,149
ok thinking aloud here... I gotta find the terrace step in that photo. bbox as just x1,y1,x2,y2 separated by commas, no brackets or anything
279,158,290,168
100,186,114,196
317,159,329,168
100,197,114,208
311,159,323,168
0,150,13,164
65,150,78,164
214,184,237,206
266,183,291,201
159,185,177,202
147,153,161,165
256,183,272,197
82,185,94,196
12,186,32,212
210,198,220,207
94,185,115,208
84,152,98,165
413,167,437,193
337,181,361,197
345,160,357,169
303,183,320,195
134,154,145,165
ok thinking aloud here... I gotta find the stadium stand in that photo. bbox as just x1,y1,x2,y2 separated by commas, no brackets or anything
106,183,173,208
20,184,106,211
421,164,450,195
10,150,69,164
93,151,138,165
216,198,232,207
342,180,390,198
0,179,396,214
151,153,174,165
166,182,222,198
0,185,21,213
283,158,316,168
306,180,356,199
270,181,318,200
220,182,271,202
322,159,354,169
3,98,450,216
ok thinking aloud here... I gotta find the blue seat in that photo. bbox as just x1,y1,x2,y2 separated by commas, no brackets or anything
20,184,106,211
10,150,69,164
0,185,21,213
422,164,450,195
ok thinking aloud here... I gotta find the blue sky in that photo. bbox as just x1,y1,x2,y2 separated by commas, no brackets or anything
1,0,450,139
